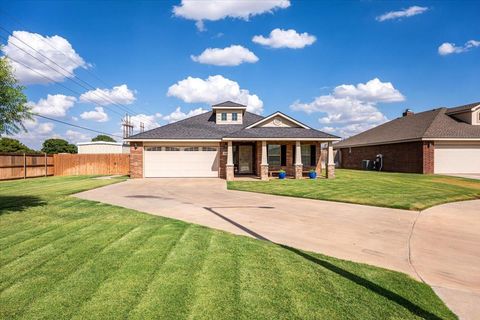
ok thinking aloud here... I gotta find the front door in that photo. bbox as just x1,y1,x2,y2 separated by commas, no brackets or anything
238,145,253,174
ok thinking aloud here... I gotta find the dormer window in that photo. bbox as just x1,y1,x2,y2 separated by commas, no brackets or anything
212,101,247,124
232,113,238,121
221,113,227,121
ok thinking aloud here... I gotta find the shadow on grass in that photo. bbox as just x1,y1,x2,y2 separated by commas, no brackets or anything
0,196,46,215
204,206,443,320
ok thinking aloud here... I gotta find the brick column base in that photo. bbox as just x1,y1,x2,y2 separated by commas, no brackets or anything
226,165,234,181
326,164,335,179
295,164,303,179
260,165,269,181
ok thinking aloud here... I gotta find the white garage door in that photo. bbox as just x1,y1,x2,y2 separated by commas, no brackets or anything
434,143,480,174
144,146,219,177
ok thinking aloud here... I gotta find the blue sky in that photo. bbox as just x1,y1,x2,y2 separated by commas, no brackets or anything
1,0,479,149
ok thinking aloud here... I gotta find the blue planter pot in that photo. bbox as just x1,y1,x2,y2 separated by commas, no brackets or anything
308,171,317,179
278,172,287,179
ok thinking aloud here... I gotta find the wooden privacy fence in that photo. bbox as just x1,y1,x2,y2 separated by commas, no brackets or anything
53,154,130,176
0,153,54,180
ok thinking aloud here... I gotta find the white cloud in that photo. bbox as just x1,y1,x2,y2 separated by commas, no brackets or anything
1,31,86,84
65,130,91,143
13,118,56,150
376,6,428,22
79,84,136,106
291,78,405,137
162,107,208,123
80,107,109,122
252,28,316,49
167,75,263,114
130,114,161,131
173,0,290,31
28,94,77,117
333,78,404,103
191,45,258,66
438,40,480,55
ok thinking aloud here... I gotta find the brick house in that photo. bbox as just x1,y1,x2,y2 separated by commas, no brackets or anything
126,101,340,180
335,102,480,174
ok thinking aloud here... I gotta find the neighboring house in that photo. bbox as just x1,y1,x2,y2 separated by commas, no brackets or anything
335,102,480,174
77,141,130,154
125,101,340,180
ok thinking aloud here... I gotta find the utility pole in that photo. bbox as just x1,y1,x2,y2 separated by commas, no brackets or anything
122,114,134,138
140,122,145,133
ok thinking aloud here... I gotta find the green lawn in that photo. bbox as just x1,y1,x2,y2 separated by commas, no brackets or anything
0,176,456,319
228,169,480,210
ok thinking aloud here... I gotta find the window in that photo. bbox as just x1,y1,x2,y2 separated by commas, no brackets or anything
293,144,317,167
202,147,217,152
145,147,162,151
301,145,311,166
232,112,238,121
221,113,227,121
183,147,199,151
268,144,281,166
165,147,180,151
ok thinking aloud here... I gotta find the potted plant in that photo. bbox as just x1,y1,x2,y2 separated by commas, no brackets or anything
278,169,287,179
308,169,317,179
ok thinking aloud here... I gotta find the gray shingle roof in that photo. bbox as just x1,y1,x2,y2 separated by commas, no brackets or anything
335,105,480,148
224,127,338,139
128,111,263,140
127,108,338,140
212,101,247,108
445,102,480,115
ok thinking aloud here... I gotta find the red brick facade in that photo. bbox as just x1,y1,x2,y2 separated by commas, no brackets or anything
218,142,227,179
339,141,435,174
129,142,144,178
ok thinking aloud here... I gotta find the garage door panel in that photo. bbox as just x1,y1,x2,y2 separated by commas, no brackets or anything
144,147,219,177
434,144,480,174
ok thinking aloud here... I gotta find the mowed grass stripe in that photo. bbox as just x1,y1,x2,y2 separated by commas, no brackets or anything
0,219,140,319
70,222,188,320
0,214,108,267
0,217,123,291
186,232,241,320
238,239,297,320
20,220,163,320
128,226,213,320
0,199,102,239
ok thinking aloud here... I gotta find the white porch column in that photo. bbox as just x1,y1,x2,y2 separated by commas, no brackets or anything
326,141,335,179
294,140,303,179
226,141,234,181
227,141,233,165
260,141,269,180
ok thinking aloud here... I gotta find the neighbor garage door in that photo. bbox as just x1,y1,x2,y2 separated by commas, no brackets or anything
434,142,480,174
144,146,219,177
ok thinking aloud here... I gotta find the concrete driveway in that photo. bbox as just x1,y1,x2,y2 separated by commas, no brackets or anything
75,178,480,319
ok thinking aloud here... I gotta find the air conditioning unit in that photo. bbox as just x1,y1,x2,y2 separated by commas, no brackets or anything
362,160,370,170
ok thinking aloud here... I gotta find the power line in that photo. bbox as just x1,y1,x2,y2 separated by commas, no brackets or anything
0,10,153,116
34,114,123,139
0,32,136,119
2,53,125,118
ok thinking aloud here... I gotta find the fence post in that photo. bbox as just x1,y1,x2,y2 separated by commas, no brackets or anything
44,153,48,177
23,153,26,179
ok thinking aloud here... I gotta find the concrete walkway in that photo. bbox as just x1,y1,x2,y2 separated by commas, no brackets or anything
75,178,480,319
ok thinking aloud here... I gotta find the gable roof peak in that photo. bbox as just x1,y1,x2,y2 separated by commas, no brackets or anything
211,101,247,109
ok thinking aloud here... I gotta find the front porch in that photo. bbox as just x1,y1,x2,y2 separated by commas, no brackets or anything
221,140,336,181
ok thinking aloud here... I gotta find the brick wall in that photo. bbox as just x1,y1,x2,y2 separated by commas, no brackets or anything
219,142,227,179
130,142,143,178
339,141,435,174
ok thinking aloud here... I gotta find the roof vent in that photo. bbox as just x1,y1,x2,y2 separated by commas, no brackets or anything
402,109,414,117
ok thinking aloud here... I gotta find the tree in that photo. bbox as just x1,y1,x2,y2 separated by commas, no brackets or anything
91,134,116,142
0,55,32,136
0,137,35,153
41,138,77,154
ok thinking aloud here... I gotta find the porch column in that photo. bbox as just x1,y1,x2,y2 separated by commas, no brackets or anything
226,141,234,181
326,141,335,179
315,142,322,176
294,141,303,179
260,141,269,181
